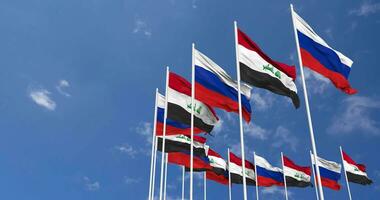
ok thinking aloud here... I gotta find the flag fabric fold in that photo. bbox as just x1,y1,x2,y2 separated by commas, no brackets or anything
283,155,312,187
342,150,373,185
311,154,342,190
255,154,284,187
206,148,229,185
157,134,209,158
194,49,252,122
156,93,203,136
169,151,212,172
292,10,357,94
168,72,219,133
229,152,256,185
237,28,300,108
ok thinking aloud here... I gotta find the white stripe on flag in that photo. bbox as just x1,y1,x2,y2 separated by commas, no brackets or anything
283,165,311,182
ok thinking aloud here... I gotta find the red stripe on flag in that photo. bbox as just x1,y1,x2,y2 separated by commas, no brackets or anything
237,28,296,80
283,155,311,175
342,151,367,172
300,48,357,95
229,152,255,170
257,176,284,187
155,122,203,136
206,171,229,185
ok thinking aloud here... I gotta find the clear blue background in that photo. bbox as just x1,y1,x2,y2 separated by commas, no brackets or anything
0,0,379,199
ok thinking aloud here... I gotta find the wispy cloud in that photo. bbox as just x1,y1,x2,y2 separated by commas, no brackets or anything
83,176,100,191
212,119,224,135
244,123,269,140
261,187,293,198
251,91,275,111
124,176,141,184
114,143,138,158
350,1,380,16
136,122,153,143
191,0,198,9
56,79,71,97
133,19,152,37
301,68,330,94
29,88,56,111
272,126,299,152
328,96,380,135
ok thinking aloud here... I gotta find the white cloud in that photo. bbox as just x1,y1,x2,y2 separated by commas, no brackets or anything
191,0,198,9
271,126,298,152
324,28,333,39
261,187,293,198
29,88,56,111
133,19,152,37
251,91,275,111
244,123,269,140
212,119,224,135
115,143,138,158
83,176,100,191
328,96,380,135
350,1,380,16
136,122,153,143
301,68,330,94
124,177,141,184
56,79,71,97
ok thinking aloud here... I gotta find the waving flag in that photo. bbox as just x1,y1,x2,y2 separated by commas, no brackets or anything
311,154,342,190
157,134,209,158
255,154,284,187
168,72,219,133
206,148,229,185
237,28,300,108
229,152,256,185
169,151,212,172
156,93,203,136
194,49,252,122
292,10,356,94
342,150,373,185
283,155,312,187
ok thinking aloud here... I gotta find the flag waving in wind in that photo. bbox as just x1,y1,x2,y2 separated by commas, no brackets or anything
342,150,373,185
283,155,312,187
311,154,342,190
254,154,284,187
237,27,300,108
292,9,357,94
194,49,252,122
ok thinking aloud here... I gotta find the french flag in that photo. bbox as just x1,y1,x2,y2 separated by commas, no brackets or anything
155,93,203,136
194,49,252,122
254,154,284,187
311,154,342,190
293,10,357,94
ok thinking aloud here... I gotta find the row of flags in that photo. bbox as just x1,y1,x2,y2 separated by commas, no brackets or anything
148,5,363,200
157,134,373,189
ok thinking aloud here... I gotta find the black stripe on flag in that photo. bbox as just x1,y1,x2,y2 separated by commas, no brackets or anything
347,172,373,185
285,176,312,188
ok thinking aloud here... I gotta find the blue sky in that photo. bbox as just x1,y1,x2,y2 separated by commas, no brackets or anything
0,0,379,199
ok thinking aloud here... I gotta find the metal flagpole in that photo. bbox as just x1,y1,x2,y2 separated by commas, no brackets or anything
234,20,248,200
204,172,207,200
190,43,195,200
151,135,158,200
148,89,159,200
228,148,232,200
182,166,185,200
159,67,170,200
281,152,289,200
340,146,353,200
310,151,320,200
164,153,168,200
290,4,325,200
253,152,259,200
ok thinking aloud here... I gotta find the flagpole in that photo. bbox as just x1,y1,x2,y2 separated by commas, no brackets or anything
151,135,158,200
310,151,320,200
204,172,207,200
281,152,288,200
148,89,159,200
190,42,196,200
159,67,170,200
234,20,248,200
290,4,325,200
253,152,259,200
182,166,185,200
340,146,353,200
164,153,168,200
228,148,232,200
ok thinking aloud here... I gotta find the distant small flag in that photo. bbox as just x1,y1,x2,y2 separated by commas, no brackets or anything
311,154,342,190
156,93,203,136
283,155,312,187
342,150,373,185
237,27,300,108
206,148,229,185
292,10,357,94
254,154,284,187
157,134,209,158
194,49,252,122
168,72,219,133
229,152,256,185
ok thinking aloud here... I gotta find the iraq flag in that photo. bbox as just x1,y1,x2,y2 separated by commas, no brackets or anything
157,134,209,158
237,28,300,108
342,150,373,185
168,72,219,133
